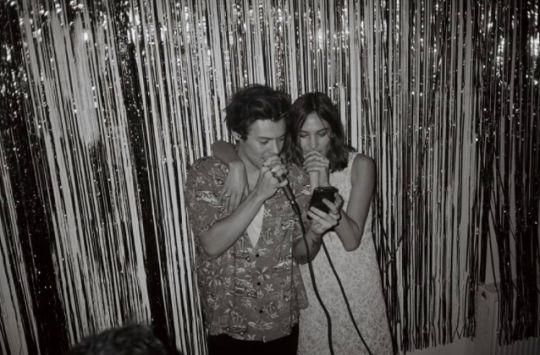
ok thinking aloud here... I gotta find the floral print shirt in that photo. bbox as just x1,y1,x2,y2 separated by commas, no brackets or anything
185,156,311,342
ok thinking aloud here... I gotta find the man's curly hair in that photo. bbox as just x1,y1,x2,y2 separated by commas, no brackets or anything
225,84,291,139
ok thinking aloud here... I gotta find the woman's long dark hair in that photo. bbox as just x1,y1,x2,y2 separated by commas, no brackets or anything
285,92,352,172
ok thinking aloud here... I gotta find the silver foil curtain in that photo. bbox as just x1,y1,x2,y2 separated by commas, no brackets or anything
0,0,538,354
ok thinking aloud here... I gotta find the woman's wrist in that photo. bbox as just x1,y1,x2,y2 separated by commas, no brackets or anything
308,228,324,245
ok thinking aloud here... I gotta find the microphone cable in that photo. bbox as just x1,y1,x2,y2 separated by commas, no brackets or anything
320,240,374,355
285,194,336,355
285,187,373,355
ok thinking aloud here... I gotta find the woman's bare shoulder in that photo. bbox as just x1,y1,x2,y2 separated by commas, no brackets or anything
348,153,376,188
351,153,375,173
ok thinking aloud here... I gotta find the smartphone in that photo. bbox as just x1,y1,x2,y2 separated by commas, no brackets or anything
308,186,338,214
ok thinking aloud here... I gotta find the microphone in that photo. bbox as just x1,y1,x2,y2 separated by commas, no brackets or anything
265,154,299,210
309,171,319,191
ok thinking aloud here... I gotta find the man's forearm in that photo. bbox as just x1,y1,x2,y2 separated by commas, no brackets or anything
200,191,265,257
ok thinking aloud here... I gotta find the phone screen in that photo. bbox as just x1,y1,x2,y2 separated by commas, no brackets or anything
309,186,337,214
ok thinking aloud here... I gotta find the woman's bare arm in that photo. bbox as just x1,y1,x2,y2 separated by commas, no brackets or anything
333,154,376,251
212,140,240,164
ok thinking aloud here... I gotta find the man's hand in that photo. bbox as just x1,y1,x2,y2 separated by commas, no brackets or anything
252,155,288,201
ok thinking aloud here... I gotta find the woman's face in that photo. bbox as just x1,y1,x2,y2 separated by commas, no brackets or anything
298,112,331,156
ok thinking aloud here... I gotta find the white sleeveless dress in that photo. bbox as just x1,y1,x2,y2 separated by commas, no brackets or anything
298,154,393,355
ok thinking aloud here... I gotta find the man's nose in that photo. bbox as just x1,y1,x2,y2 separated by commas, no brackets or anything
269,141,280,155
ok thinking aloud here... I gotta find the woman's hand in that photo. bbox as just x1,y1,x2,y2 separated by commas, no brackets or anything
220,161,248,213
303,150,330,186
307,198,341,235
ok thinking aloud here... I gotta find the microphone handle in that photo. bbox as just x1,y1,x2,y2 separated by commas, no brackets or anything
309,171,319,190
275,175,296,203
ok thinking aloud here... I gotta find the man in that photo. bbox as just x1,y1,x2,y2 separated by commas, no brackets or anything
185,84,339,355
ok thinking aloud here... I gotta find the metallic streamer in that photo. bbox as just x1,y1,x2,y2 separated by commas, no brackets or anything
18,0,152,342
0,1,538,354
0,136,36,355
473,0,540,344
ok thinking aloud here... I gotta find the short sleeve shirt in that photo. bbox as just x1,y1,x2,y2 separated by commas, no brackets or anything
185,156,311,341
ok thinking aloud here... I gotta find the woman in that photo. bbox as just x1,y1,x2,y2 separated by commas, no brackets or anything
213,92,393,355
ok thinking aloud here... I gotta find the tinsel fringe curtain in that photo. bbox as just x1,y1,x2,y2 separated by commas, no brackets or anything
0,0,538,354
